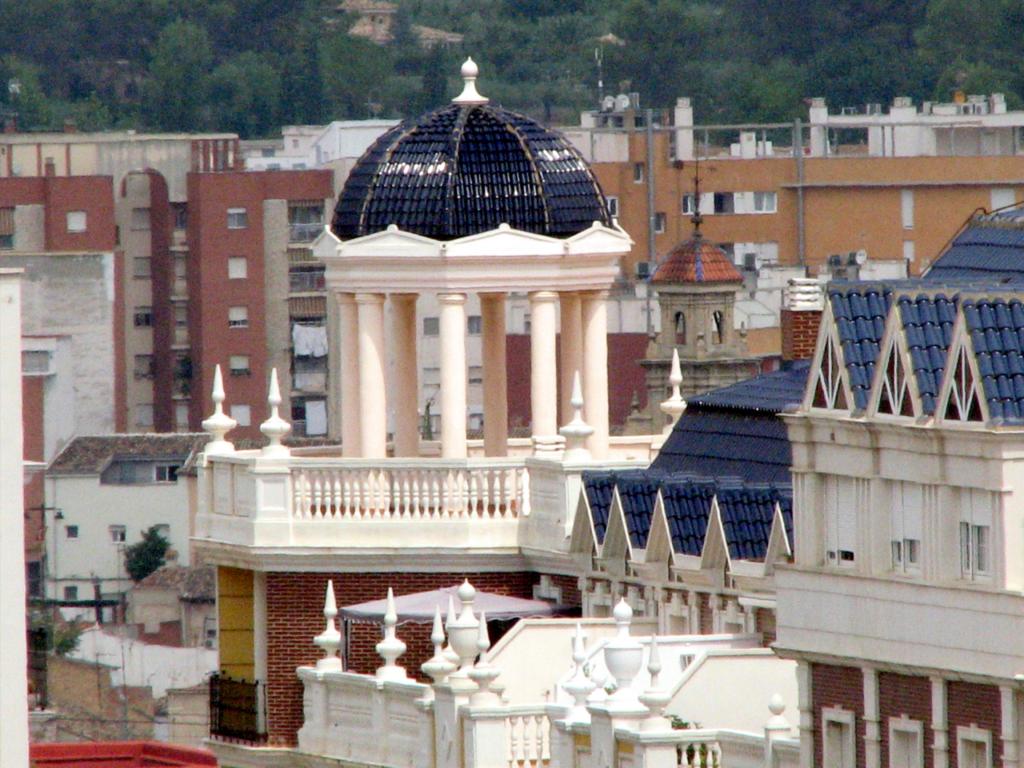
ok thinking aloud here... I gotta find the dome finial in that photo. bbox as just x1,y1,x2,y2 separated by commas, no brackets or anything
453,57,488,105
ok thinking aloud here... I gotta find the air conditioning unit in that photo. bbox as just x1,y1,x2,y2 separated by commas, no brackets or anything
636,261,652,280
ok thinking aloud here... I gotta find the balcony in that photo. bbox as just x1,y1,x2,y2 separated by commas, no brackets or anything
289,270,326,294
208,673,266,744
289,222,323,244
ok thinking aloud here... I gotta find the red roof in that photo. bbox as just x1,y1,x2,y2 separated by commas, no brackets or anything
651,236,742,284
30,741,217,768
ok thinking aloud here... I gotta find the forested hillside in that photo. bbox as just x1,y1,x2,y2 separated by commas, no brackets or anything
0,0,1017,136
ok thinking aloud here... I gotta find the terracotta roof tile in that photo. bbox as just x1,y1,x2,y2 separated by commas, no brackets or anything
651,236,742,284
47,434,209,475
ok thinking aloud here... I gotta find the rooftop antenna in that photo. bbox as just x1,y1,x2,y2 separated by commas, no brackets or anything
690,155,703,237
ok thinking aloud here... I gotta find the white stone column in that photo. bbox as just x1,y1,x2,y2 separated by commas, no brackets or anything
439,293,468,459
1001,685,1018,768
356,293,387,458
391,294,420,457
0,270,28,767
480,293,508,457
581,290,610,459
559,291,583,425
530,290,562,454
931,676,948,768
338,293,361,457
797,660,814,768
863,667,880,768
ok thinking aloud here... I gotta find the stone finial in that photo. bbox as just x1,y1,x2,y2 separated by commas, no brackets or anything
422,604,456,687
260,368,291,457
442,594,460,667
562,623,596,722
314,580,342,671
202,365,237,456
559,370,593,462
638,635,672,730
447,581,481,678
660,348,686,432
468,611,501,706
375,588,409,681
765,694,790,733
603,599,644,707
452,57,488,105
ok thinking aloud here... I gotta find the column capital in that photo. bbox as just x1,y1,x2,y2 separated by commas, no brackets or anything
581,288,610,301
335,291,357,307
479,291,508,300
390,292,419,303
354,292,386,305
528,289,560,303
438,292,468,305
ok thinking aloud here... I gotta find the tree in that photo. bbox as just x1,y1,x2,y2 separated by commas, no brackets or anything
124,525,170,582
30,608,83,656
142,19,214,131
206,52,282,136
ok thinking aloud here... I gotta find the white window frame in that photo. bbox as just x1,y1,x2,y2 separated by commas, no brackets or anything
822,707,856,768
606,196,619,217
888,715,923,768
960,489,993,581
228,306,249,328
229,354,251,376
901,189,914,229
890,482,923,574
633,163,644,184
682,194,695,215
753,191,777,213
654,212,666,234
154,464,179,483
228,256,248,279
109,525,126,543
66,210,87,233
956,725,992,768
227,207,248,229
824,476,857,567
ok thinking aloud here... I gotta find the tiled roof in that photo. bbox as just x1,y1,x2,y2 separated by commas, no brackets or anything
331,103,611,241
688,362,809,413
962,297,1024,421
651,409,791,484
716,487,789,561
829,286,892,409
616,474,660,549
48,434,209,476
651,236,743,284
896,293,957,414
925,215,1024,283
582,472,617,544
660,480,715,556
136,565,215,602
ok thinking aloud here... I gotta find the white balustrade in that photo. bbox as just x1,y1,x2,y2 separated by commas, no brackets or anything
506,707,551,768
291,460,529,521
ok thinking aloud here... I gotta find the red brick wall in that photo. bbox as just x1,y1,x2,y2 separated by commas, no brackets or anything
546,573,581,607
879,672,932,768
812,663,865,768
699,592,713,633
755,608,776,646
947,681,1001,768
265,570,548,746
781,309,822,362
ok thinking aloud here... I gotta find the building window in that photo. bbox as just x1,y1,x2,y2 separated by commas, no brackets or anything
682,194,696,215
822,708,856,768
109,525,126,543
0,206,13,249
633,163,644,183
753,191,777,213
134,354,155,380
674,312,686,345
66,210,87,233
136,404,154,427
175,403,190,431
65,525,79,539
227,207,248,229
606,196,619,217
63,585,78,601
22,350,51,375
960,489,992,580
957,725,992,768
133,307,153,327
890,482,923,574
155,464,179,483
901,189,914,229
228,306,249,328
130,207,151,231
423,317,439,336
713,193,735,214
467,315,482,335
231,404,252,427
711,310,724,344
288,201,324,243
824,476,856,566
172,203,188,230
133,257,152,279
654,212,666,234
889,717,923,768
229,355,251,376
228,256,248,280
174,305,188,328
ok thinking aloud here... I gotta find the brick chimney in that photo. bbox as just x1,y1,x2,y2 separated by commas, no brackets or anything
781,278,825,361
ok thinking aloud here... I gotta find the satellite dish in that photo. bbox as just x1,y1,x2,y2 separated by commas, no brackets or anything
614,94,631,112
601,95,616,112
855,249,868,265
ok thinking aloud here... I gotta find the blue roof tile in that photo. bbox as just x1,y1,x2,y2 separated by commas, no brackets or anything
582,472,616,545
716,487,786,561
660,480,716,557
963,297,1024,420
830,288,892,409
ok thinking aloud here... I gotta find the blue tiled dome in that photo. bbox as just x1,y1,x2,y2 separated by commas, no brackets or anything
331,103,612,241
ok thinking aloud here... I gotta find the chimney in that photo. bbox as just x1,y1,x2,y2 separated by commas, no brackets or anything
781,278,825,362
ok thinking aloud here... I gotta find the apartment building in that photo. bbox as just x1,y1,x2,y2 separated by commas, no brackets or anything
567,93,1024,291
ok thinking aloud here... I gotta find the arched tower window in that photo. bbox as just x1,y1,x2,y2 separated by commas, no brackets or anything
712,310,724,345
674,311,686,344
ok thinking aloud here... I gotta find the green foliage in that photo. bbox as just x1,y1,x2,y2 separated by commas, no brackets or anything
1,0,1024,135
30,608,83,657
124,525,170,583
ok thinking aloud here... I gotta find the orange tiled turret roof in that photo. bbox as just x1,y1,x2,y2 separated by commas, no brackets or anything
651,235,743,284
